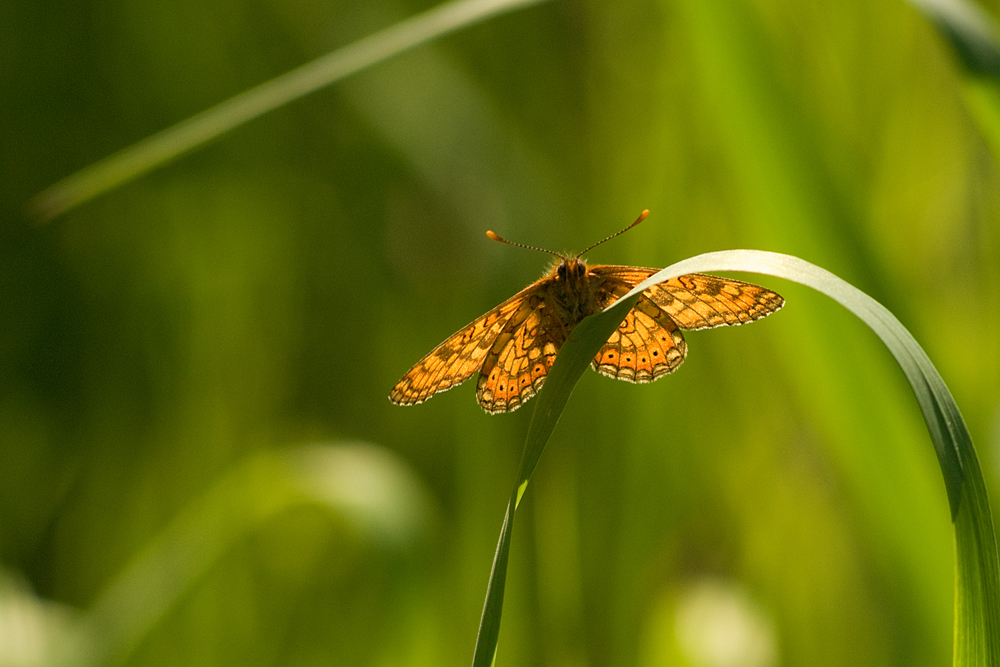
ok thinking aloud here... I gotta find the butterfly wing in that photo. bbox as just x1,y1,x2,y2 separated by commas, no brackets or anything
592,297,688,382
476,291,564,413
587,266,783,383
392,264,783,405
389,280,548,407
591,266,784,330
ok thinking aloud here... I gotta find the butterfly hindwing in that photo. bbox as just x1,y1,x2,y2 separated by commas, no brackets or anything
592,297,687,382
476,291,564,413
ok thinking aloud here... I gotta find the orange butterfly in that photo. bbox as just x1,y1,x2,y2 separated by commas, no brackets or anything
389,211,783,414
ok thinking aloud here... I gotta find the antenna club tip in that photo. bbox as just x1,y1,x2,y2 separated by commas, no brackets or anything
640,209,650,219
485,230,501,241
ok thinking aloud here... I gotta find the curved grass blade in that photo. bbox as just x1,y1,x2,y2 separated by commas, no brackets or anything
879,4,1000,653
28,0,548,222
471,249,999,666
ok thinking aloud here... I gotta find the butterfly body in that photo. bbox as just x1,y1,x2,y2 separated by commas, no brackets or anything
389,213,784,414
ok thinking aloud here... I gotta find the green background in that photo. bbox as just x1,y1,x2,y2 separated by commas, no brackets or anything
3,0,999,665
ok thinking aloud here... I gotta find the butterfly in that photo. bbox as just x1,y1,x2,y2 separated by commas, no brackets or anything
389,210,784,414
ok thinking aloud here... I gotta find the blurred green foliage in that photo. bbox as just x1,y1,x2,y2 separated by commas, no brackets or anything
3,0,1000,666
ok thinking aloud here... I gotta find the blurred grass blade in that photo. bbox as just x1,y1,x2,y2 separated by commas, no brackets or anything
906,0,1000,159
28,0,547,222
907,0,1000,76
65,443,431,667
471,249,999,666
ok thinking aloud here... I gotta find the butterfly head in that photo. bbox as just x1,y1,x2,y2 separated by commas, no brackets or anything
556,257,588,281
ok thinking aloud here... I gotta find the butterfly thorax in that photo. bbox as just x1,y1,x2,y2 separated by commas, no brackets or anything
547,257,600,323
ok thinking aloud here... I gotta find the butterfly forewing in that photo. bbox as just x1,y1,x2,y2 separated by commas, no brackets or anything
589,266,784,330
476,295,564,414
388,281,547,406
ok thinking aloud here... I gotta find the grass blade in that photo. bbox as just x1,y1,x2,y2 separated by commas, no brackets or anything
28,0,548,222
906,0,1000,166
635,250,999,666
471,249,999,666
907,0,1000,77
470,291,643,667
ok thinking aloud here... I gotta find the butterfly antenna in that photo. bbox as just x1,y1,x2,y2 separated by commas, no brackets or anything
485,230,563,258
576,209,650,258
